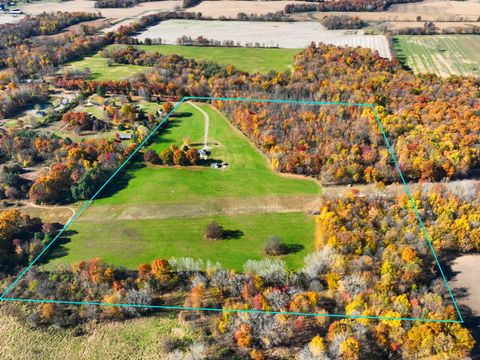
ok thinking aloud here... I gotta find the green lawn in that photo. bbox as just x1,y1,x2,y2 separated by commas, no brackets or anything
49,212,315,271
94,103,321,205
64,45,299,80
62,54,150,80
46,103,321,271
393,35,480,77
136,45,300,73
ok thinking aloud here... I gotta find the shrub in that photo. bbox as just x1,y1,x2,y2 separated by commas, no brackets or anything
143,149,159,164
263,235,287,256
205,221,225,240
244,258,287,285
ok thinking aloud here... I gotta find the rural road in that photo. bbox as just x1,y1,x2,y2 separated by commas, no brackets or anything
188,101,209,149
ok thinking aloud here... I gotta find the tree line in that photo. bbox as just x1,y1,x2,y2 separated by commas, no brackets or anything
285,0,423,14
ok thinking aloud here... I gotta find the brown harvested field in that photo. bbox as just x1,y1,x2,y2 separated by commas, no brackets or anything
297,0,480,22
449,255,480,316
21,0,181,18
188,0,310,18
135,20,392,57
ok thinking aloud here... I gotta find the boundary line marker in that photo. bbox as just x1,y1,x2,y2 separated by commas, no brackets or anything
0,96,463,323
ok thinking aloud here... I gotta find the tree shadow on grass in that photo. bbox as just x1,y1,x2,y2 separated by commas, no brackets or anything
222,229,244,240
284,243,304,254
171,111,193,119
95,161,146,200
40,230,78,264
148,119,182,148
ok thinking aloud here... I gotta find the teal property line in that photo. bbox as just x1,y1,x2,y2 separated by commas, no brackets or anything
0,297,461,323
0,96,463,323
370,105,464,323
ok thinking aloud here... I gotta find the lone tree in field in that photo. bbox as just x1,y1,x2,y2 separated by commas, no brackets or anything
264,235,287,256
205,221,225,240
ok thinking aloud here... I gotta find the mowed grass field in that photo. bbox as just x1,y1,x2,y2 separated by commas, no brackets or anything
62,54,150,80
393,35,480,77
63,45,299,80
136,44,299,73
46,103,321,271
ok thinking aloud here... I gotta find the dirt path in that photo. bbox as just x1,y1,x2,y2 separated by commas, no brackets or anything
188,101,209,149
76,194,323,222
22,201,77,224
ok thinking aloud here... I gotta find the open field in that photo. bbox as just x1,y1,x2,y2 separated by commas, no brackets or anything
301,0,480,22
188,0,309,18
49,212,316,270
137,44,299,73
93,103,321,205
62,54,150,80
450,255,480,316
46,103,321,270
21,0,181,17
0,309,196,360
65,45,300,77
136,20,391,57
393,34,480,77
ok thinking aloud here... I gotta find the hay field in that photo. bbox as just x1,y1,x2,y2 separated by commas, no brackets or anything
393,34,480,77
136,20,392,58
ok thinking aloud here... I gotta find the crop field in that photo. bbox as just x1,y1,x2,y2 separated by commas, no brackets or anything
135,20,392,58
137,44,299,73
393,35,480,77
46,103,321,271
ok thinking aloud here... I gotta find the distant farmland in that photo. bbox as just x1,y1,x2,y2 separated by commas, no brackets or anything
393,35,480,77
135,20,392,58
